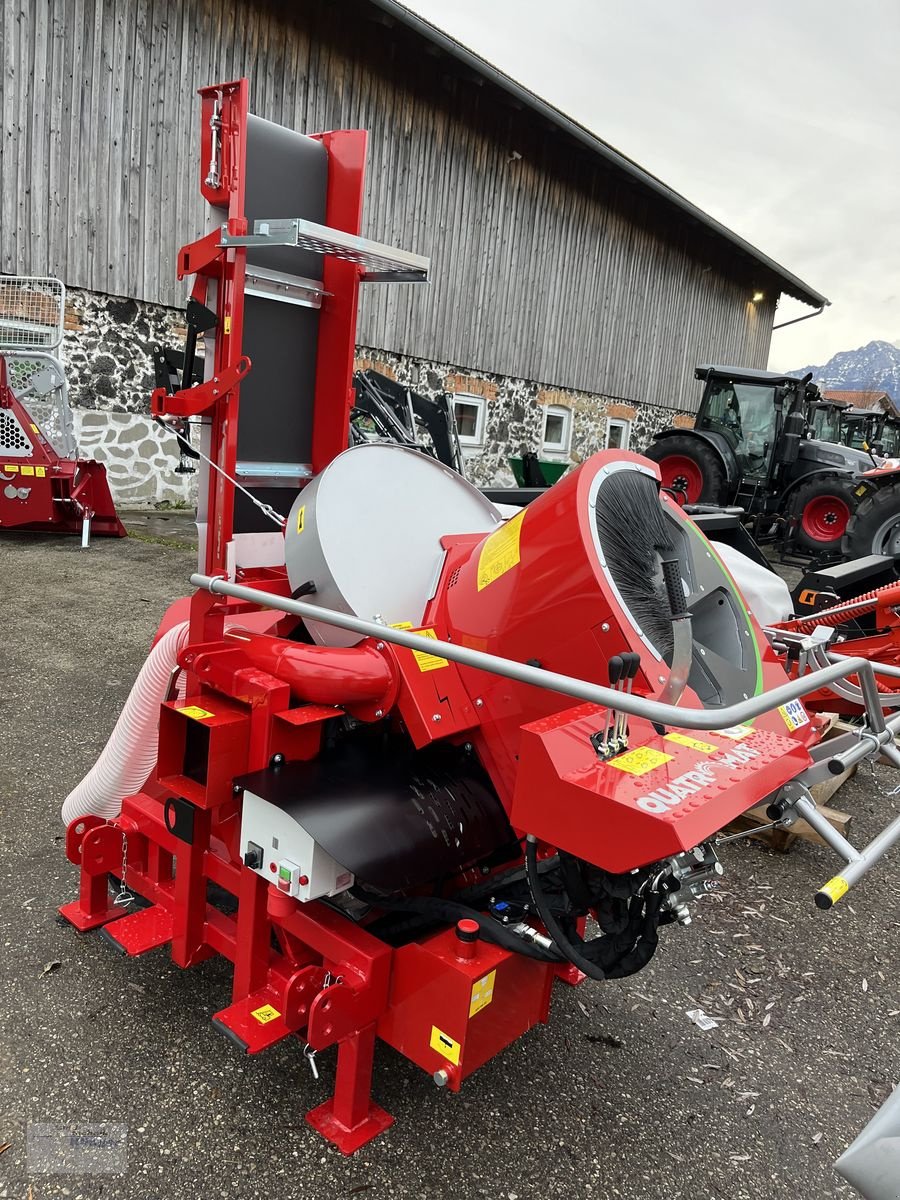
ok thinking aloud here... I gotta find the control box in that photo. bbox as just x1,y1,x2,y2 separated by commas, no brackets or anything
239,786,354,902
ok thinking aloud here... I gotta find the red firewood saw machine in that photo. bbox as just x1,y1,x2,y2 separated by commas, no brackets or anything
59,79,900,1153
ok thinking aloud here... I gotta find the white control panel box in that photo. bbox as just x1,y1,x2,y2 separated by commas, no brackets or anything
239,787,354,903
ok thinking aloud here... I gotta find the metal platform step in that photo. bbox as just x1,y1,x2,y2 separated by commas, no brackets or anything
220,217,429,283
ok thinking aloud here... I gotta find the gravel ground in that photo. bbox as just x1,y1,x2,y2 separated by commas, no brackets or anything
1,529,898,1200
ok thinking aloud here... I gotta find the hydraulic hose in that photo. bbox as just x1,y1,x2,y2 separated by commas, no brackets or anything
525,837,608,981
61,621,191,825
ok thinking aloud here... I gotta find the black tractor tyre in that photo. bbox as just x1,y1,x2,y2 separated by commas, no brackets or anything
643,435,726,505
790,473,859,556
842,484,900,559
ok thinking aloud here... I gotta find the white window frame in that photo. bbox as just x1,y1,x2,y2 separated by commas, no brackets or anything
541,404,572,454
605,417,631,450
453,394,486,447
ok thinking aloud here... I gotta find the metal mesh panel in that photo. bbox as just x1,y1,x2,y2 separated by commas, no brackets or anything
0,276,65,350
4,353,75,457
0,409,33,456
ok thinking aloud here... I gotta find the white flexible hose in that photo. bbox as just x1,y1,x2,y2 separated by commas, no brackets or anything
61,621,191,825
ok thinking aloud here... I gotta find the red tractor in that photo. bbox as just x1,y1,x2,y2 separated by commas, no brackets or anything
645,365,900,560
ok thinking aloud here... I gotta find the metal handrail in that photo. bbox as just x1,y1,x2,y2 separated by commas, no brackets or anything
190,573,883,732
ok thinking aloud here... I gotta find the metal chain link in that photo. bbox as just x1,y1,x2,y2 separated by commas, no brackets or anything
112,832,134,908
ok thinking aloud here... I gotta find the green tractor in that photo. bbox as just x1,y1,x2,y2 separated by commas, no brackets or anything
644,365,900,559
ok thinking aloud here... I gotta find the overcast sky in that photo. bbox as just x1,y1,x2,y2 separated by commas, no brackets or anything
402,0,899,370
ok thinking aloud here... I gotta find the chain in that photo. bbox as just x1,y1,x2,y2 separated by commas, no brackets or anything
112,832,134,908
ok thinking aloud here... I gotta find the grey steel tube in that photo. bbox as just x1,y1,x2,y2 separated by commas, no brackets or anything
814,810,900,909
190,574,874,732
793,795,862,864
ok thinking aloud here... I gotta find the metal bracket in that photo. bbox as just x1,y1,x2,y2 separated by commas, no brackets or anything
244,266,327,309
164,796,197,845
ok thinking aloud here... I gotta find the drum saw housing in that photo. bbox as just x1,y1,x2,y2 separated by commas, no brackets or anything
59,78,900,1154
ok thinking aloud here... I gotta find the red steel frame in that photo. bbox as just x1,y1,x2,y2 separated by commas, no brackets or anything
64,79,556,1153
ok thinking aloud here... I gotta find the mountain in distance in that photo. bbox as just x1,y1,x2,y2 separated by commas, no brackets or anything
789,340,900,397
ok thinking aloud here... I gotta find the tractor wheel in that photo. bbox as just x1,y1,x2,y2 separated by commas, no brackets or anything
791,474,857,555
644,436,725,504
842,484,900,558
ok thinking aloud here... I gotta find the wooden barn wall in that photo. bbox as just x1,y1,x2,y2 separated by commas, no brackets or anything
0,0,779,410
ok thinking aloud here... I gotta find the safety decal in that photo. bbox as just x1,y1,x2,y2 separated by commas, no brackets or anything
714,724,753,740
778,699,810,731
855,485,868,497
796,589,819,606
476,509,525,591
818,875,849,905
607,747,673,776
430,1025,461,1065
469,969,497,1017
2,463,17,472
177,705,215,720
36,465,46,477
250,1004,281,1024
224,315,232,335
20,464,34,476
296,505,305,534
664,732,718,754
392,623,448,672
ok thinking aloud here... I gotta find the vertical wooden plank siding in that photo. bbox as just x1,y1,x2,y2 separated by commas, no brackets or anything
1,0,784,410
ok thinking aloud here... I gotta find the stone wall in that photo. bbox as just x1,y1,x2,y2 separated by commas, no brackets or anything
53,288,695,507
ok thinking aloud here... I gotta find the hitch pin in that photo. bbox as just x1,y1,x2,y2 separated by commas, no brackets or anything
303,1042,320,1081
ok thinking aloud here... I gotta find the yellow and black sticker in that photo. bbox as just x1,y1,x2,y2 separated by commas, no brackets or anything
607,747,673,776
477,510,525,591
430,1025,461,1065
295,505,305,535
35,466,46,477
20,465,34,476
30,423,40,434
469,969,496,1017
177,705,215,721
715,724,753,740
224,315,232,335
392,623,448,672
250,1003,281,1024
855,485,868,497
664,732,718,754
2,463,17,472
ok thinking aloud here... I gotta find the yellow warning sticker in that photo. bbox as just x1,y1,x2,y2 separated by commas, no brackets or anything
608,747,673,776
30,423,40,434
224,315,232,335
2,463,17,473
20,464,34,476
430,1025,461,1065
778,699,810,731
251,1004,281,1024
177,705,215,720
664,732,718,754
855,485,868,497
296,505,305,534
715,724,754,740
410,628,448,672
477,510,525,591
393,623,448,671
469,969,497,1017
35,465,46,477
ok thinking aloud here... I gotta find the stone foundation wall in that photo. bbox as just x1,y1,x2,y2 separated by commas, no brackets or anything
54,287,695,507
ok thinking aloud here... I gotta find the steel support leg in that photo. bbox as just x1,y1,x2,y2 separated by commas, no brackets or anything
305,1023,394,1154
